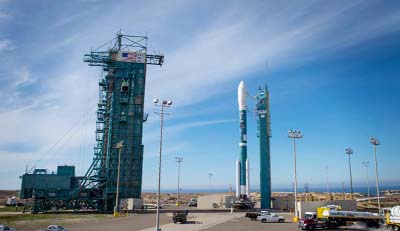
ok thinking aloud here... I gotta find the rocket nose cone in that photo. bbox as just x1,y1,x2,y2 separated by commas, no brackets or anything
238,81,246,93
238,81,247,110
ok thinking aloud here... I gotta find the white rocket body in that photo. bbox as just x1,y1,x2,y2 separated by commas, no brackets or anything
246,159,250,196
238,81,246,110
236,158,250,196
236,158,240,197
236,81,250,197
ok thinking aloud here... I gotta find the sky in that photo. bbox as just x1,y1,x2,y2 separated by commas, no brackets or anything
0,0,400,192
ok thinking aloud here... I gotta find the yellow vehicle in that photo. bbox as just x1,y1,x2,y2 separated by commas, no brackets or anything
317,205,341,219
386,206,400,231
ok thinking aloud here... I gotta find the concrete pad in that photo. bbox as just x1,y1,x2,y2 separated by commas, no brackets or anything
68,213,170,231
139,213,244,231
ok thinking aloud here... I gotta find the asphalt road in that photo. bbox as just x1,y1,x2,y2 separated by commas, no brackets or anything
203,215,387,231
139,213,243,231
68,212,298,231
68,213,170,231
19,211,385,231
203,214,299,231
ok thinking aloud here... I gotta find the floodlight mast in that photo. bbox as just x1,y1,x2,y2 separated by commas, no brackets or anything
154,99,173,231
113,141,124,217
362,161,371,203
287,129,303,222
370,137,381,213
175,157,184,206
208,173,213,191
345,148,354,200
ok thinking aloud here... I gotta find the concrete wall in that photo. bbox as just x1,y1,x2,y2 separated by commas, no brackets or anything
272,196,294,211
120,198,143,211
197,195,235,209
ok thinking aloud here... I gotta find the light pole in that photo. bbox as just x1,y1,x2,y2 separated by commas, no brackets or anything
345,148,354,200
208,173,213,192
288,129,303,222
154,98,172,231
175,157,183,207
114,140,124,217
326,165,330,200
362,161,371,203
370,137,381,213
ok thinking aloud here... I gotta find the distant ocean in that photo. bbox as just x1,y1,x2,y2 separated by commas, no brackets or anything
143,185,400,195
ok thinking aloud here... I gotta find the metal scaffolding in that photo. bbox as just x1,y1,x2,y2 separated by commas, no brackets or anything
82,33,164,212
20,33,164,213
256,84,272,209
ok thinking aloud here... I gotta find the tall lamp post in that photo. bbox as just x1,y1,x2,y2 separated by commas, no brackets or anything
114,140,124,217
345,148,354,200
362,161,371,203
325,165,330,200
175,157,183,207
370,137,381,213
154,98,172,231
288,129,303,222
208,173,213,192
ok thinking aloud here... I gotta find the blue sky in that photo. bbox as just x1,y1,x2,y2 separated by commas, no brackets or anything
0,0,399,192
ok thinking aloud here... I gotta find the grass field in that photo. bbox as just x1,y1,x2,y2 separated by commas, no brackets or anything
0,206,23,212
0,213,109,230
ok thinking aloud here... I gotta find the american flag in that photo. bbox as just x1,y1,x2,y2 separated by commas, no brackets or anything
121,52,145,63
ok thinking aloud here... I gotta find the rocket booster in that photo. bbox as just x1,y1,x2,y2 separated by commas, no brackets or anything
236,81,250,196
235,158,240,197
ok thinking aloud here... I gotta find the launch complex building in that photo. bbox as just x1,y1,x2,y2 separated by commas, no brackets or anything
20,34,163,213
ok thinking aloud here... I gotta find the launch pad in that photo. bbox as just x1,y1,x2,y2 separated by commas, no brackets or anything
234,81,272,210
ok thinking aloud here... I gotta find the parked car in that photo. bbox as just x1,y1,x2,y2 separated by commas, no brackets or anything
0,224,16,231
143,203,163,209
46,225,68,231
188,198,197,207
245,212,261,220
257,213,285,223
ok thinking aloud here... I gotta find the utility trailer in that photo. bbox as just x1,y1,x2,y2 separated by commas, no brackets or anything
299,206,383,230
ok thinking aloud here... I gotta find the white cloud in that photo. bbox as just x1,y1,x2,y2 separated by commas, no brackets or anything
144,1,400,110
0,11,7,19
0,39,11,52
144,118,235,143
0,66,97,176
12,66,34,88
143,118,235,158
0,0,10,23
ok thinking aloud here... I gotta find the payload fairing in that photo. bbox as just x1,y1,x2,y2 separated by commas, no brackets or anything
236,81,250,197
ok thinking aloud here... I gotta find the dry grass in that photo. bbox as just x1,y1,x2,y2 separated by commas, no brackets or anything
0,213,110,230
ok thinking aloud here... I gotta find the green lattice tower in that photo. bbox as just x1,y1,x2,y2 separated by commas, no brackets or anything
83,34,163,212
256,84,272,209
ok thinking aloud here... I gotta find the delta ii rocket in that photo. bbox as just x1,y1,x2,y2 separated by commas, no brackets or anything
236,81,250,197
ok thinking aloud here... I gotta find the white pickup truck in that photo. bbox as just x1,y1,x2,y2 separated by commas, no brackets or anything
257,211,285,223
